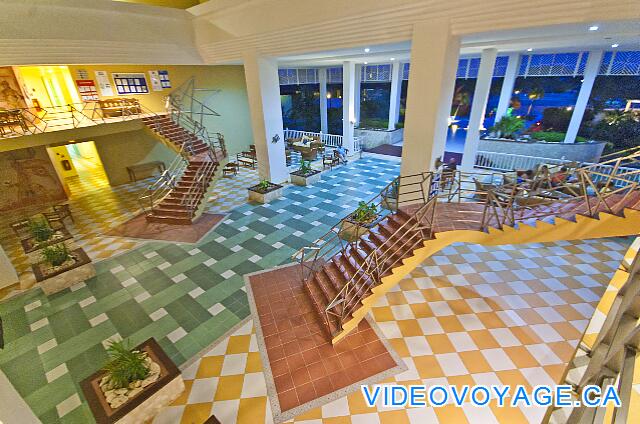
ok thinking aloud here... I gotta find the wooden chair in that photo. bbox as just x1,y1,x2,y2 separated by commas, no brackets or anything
323,152,339,170
222,162,238,177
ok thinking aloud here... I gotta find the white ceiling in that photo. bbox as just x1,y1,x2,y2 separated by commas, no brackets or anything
278,20,640,66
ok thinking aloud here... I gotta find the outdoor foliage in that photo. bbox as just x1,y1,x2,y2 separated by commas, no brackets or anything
587,111,640,153
29,218,53,242
490,115,525,139
41,243,70,267
103,340,150,389
541,107,593,132
358,117,389,129
530,131,587,143
352,201,378,224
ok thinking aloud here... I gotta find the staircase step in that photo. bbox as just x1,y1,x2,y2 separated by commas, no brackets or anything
303,280,340,338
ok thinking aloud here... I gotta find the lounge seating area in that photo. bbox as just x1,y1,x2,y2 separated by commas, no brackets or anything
97,98,142,118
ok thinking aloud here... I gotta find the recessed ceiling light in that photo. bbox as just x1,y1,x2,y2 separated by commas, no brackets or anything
611,43,620,48
390,57,395,61
364,61,368,64
526,48,533,52
589,25,599,31
364,48,370,53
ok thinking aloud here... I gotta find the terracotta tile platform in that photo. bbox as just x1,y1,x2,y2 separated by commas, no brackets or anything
105,212,225,243
245,264,403,423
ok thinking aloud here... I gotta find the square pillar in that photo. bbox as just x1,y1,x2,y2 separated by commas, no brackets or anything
494,53,519,123
354,64,362,125
319,67,328,134
243,51,289,183
388,60,402,130
461,48,498,171
401,20,460,176
342,61,356,154
564,50,603,143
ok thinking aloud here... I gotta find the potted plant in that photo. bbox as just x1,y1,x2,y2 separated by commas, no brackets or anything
248,179,284,204
290,160,321,186
81,338,184,424
20,218,76,262
32,243,96,295
339,201,381,242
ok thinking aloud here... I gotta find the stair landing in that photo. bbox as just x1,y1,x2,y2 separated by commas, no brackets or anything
246,264,402,422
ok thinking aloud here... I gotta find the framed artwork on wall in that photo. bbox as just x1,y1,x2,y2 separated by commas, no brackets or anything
112,73,149,95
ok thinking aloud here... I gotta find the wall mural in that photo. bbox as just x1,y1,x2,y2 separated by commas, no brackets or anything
0,147,66,212
0,67,27,110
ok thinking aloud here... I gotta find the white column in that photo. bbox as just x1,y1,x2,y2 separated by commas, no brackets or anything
354,64,362,125
342,61,356,154
319,67,328,134
401,19,460,176
494,52,519,123
564,49,603,144
388,60,402,130
461,48,498,171
242,51,289,183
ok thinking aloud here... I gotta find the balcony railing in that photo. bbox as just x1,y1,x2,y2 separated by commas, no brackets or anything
284,128,361,152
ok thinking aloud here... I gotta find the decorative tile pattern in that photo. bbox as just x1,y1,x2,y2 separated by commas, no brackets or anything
154,237,630,424
0,155,400,423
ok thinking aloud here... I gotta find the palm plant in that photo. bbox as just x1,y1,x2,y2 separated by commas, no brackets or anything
102,340,150,389
491,115,524,139
526,86,545,117
451,88,471,119
298,160,312,175
351,201,378,224
41,243,70,267
29,218,53,242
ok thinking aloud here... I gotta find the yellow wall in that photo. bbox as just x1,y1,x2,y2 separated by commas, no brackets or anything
64,64,254,154
18,66,80,108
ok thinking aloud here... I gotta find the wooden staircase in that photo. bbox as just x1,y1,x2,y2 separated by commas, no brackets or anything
297,156,640,344
139,115,223,225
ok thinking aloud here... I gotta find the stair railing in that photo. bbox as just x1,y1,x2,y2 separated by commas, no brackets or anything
480,151,640,231
180,160,217,218
138,145,189,214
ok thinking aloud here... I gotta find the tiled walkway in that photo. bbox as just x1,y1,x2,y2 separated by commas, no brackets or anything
0,155,399,423
155,237,630,424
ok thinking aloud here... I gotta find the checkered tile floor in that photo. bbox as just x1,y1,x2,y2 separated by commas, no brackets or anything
153,237,631,424
0,155,400,424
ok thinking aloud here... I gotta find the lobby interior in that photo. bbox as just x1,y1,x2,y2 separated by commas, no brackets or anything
1,1,640,424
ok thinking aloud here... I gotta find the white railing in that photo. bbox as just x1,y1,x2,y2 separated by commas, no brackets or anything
475,150,640,187
283,129,362,152
475,151,570,171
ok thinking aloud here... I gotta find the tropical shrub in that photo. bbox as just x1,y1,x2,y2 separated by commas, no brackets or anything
490,115,525,139
531,131,587,143
41,243,70,267
351,201,378,224
29,218,53,242
102,340,150,389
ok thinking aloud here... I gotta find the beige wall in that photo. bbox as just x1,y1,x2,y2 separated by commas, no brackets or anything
65,64,254,154
91,130,179,186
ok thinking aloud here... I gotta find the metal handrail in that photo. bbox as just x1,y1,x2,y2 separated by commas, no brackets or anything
180,160,217,217
138,144,188,214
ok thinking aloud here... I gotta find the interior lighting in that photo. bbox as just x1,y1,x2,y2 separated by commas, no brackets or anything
390,58,395,61
364,48,370,53
526,48,533,52
611,43,619,48
364,61,368,65
589,25,599,31
326,93,332,99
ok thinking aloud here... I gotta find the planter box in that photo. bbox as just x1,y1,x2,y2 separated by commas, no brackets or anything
355,128,404,150
248,182,284,204
32,248,96,295
290,170,321,186
81,338,184,424
21,226,77,263
338,216,381,243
